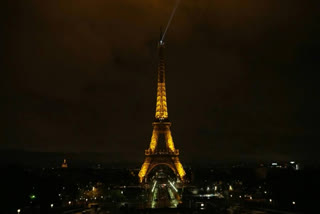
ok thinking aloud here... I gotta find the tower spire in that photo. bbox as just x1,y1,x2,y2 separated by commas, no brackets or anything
155,39,168,120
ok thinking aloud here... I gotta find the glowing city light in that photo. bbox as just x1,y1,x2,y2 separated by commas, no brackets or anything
68,201,71,205
17,209,21,214
292,201,296,205
151,181,157,193
269,199,272,203
169,180,178,192
50,204,54,208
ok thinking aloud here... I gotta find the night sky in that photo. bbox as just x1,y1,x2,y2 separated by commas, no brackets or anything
3,0,320,163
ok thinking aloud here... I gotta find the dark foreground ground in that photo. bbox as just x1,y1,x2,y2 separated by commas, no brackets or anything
1,162,318,214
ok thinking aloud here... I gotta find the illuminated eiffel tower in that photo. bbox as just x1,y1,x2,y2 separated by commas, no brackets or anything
138,39,186,183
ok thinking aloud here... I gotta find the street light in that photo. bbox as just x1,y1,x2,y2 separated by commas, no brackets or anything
50,204,54,208
17,209,21,214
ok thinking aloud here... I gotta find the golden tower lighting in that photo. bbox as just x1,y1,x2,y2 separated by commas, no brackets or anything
138,40,186,183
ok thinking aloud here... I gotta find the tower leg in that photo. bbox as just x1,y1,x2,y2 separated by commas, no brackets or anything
138,157,151,183
173,157,186,181
165,128,175,152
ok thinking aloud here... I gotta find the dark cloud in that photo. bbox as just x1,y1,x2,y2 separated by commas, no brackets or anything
3,0,320,162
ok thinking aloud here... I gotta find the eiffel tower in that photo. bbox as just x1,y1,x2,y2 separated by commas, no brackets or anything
138,39,186,183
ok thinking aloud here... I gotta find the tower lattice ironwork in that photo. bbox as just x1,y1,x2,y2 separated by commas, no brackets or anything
138,40,186,183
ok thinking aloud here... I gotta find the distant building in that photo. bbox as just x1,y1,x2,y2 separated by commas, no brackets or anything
61,159,68,168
